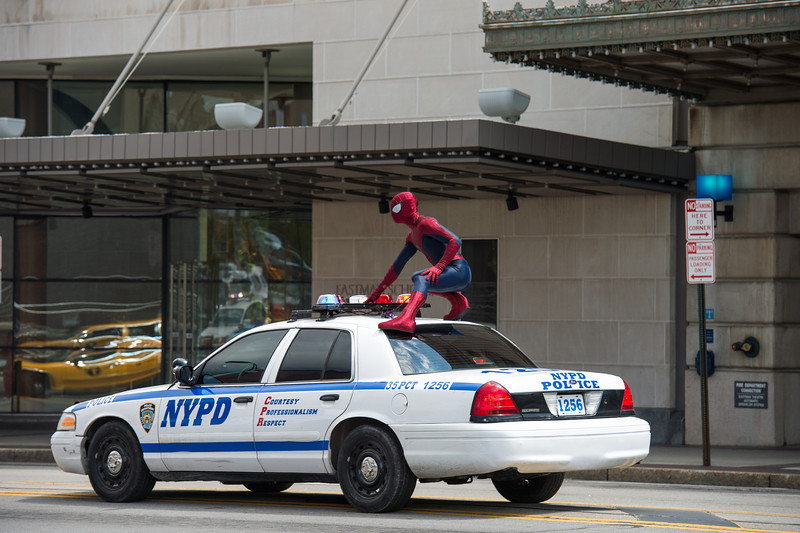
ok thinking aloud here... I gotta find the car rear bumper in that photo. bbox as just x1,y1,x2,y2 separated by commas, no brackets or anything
394,416,651,479
50,431,86,475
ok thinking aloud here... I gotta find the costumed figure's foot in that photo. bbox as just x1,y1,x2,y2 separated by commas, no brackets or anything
439,292,469,320
379,291,426,333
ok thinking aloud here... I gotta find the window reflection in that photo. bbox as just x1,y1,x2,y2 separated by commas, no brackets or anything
4,207,312,413
167,81,311,131
14,280,163,410
15,318,162,399
170,210,312,366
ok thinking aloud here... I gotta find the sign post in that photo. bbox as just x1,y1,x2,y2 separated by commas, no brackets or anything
685,199,715,467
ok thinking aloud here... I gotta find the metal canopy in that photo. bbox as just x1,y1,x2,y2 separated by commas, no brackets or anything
0,120,693,215
482,0,800,105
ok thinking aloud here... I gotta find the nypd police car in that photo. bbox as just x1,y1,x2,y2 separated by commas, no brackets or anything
51,298,651,513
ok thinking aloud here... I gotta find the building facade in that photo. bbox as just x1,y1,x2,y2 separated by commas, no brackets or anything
0,0,796,447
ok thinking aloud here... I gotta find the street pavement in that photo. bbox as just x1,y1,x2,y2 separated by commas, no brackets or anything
1,422,798,490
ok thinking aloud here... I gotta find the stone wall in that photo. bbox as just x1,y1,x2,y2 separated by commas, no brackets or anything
686,102,800,446
312,192,677,418
0,0,673,144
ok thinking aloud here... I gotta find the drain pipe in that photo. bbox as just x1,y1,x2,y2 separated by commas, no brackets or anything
72,0,179,135
319,0,410,126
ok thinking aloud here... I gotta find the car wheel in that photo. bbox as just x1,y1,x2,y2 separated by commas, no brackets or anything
243,481,294,493
87,420,156,502
492,472,565,503
337,425,416,513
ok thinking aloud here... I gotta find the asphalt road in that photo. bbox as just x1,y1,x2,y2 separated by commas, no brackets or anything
0,464,798,532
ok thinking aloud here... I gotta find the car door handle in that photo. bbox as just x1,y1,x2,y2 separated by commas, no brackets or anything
234,396,253,403
320,394,339,402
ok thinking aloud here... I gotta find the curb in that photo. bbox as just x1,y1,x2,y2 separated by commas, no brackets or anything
568,465,800,490
0,448,54,464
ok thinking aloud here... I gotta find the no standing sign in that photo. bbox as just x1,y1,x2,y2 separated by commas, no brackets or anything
685,199,715,284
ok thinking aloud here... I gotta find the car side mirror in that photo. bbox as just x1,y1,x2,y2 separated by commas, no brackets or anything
177,365,195,385
171,358,194,385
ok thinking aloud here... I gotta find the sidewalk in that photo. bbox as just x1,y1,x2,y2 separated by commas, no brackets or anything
569,444,800,490
1,423,798,490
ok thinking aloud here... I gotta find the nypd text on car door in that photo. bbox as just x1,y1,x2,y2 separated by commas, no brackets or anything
158,330,290,472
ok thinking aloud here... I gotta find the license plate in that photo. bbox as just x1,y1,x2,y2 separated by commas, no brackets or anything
556,394,585,416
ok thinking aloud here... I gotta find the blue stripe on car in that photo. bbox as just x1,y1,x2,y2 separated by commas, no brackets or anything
141,441,329,454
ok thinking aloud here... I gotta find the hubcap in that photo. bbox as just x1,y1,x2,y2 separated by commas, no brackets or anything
359,456,379,483
106,450,123,475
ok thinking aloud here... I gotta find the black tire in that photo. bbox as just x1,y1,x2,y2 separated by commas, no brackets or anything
492,472,565,503
87,420,156,502
243,481,294,493
337,425,416,513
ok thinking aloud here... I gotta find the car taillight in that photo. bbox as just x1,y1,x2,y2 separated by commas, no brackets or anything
471,381,521,420
621,380,635,415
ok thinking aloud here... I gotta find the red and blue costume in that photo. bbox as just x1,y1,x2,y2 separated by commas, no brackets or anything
367,192,471,332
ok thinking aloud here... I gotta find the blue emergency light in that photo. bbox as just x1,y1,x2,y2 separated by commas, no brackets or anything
315,294,345,309
696,174,732,201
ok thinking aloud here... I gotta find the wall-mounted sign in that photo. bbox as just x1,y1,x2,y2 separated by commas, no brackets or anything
734,381,768,409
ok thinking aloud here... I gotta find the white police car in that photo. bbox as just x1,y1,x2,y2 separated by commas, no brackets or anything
51,298,650,513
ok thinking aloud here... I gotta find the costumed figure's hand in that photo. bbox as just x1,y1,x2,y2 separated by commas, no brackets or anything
366,266,399,303
423,266,442,284
365,287,383,303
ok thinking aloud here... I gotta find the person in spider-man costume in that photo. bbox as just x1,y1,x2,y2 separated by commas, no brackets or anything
366,192,471,332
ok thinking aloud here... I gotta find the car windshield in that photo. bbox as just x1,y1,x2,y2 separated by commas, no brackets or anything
385,324,537,375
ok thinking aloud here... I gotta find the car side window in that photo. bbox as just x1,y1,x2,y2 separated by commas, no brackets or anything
275,329,352,383
199,329,287,385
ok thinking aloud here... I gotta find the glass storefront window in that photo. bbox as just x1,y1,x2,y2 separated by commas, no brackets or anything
6,207,312,413
10,216,164,412
17,217,161,279
168,209,312,366
50,81,166,135
15,80,47,137
12,79,311,135
166,81,312,131
0,218,12,411
14,281,162,411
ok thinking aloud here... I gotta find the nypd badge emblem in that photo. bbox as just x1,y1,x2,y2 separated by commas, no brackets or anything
140,402,155,433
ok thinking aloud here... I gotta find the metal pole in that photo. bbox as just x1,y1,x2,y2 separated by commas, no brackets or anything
697,284,711,466
168,263,175,367
72,0,177,135
319,0,410,126
39,62,60,136
256,49,278,128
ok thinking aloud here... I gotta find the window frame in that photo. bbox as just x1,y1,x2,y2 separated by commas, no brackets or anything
196,329,289,385
273,328,354,384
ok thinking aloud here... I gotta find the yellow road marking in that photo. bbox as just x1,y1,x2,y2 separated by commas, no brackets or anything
0,487,797,533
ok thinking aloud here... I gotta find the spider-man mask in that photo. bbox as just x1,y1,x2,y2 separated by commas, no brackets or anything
390,192,418,224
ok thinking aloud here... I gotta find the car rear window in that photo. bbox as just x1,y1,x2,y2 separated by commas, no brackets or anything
385,324,536,375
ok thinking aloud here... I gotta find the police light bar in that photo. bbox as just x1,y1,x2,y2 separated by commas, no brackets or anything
396,293,411,303
296,293,429,321
315,294,346,309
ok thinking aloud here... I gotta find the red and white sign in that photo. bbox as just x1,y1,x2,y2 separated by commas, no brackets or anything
687,241,715,284
685,199,714,241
